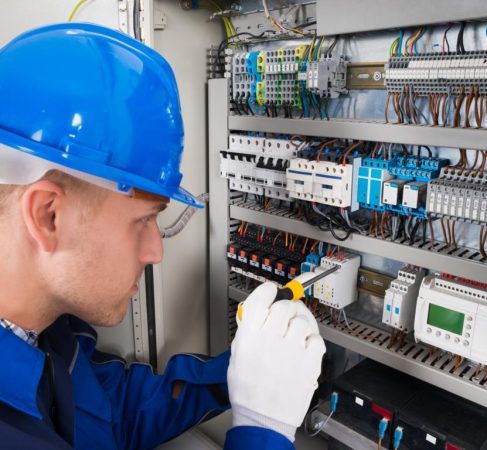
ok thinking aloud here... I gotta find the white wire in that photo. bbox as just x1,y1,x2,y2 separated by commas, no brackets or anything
340,309,354,332
159,193,209,238
304,408,334,437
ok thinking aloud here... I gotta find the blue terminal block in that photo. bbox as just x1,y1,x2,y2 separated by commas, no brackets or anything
357,157,396,210
246,51,259,76
301,260,316,297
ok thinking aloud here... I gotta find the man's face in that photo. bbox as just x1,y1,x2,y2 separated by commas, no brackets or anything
45,189,167,327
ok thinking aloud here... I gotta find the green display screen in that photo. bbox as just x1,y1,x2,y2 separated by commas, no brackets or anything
427,303,465,335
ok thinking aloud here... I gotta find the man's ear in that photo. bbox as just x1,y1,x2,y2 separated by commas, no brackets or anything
21,180,65,253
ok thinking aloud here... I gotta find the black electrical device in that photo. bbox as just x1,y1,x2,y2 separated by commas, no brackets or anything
394,385,487,450
332,359,428,449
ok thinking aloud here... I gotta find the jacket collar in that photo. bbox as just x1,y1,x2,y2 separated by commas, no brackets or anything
0,325,45,419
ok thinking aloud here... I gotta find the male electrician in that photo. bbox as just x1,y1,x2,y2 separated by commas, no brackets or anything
0,23,325,449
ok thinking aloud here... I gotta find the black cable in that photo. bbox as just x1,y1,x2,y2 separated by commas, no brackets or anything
409,218,421,245
217,31,274,65
400,144,409,156
294,21,317,29
328,217,352,241
456,22,466,54
133,0,141,41
246,94,255,116
444,23,453,54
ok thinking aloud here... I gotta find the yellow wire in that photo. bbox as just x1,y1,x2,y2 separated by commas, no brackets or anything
68,0,90,22
317,36,326,59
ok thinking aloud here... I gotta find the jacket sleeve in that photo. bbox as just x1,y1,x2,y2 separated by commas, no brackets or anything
89,347,230,450
224,426,295,450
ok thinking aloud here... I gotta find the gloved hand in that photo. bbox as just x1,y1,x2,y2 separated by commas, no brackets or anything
227,277,326,443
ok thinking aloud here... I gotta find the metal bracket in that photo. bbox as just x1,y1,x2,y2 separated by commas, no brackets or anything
154,7,167,31
118,0,129,34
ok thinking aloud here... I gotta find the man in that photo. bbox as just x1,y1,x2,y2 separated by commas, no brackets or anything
0,23,325,449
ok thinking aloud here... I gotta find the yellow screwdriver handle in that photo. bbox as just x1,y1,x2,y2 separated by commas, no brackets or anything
237,279,305,321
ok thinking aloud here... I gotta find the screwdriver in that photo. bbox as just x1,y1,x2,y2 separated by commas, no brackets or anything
237,265,339,321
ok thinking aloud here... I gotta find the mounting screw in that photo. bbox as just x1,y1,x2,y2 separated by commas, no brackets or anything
180,0,192,10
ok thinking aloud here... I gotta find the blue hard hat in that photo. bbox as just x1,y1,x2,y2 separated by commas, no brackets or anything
0,23,202,207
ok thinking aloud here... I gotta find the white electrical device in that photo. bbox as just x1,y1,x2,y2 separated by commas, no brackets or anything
414,275,487,365
313,253,360,308
382,267,425,331
222,136,295,200
286,158,361,211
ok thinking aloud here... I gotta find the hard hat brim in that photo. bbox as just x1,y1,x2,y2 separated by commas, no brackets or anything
0,127,204,208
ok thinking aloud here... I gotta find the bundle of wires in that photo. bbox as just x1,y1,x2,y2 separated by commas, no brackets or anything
261,0,308,35
195,0,237,40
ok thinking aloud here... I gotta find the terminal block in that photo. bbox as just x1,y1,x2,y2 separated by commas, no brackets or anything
231,51,252,101
382,266,426,331
385,51,487,95
312,253,361,309
306,55,348,99
426,178,487,224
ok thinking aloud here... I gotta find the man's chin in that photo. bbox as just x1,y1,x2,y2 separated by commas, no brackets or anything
87,302,130,327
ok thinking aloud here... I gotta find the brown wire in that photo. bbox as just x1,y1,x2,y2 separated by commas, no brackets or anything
289,134,306,148
411,93,419,124
441,92,449,125
316,139,337,162
428,216,435,248
451,220,457,249
342,140,363,164
474,85,482,127
392,93,402,124
441,217,449,246
481,226,487,259
478,150,487,177
404,84,411,120
464,85,475,128
384,92,391,123
453,86,465,128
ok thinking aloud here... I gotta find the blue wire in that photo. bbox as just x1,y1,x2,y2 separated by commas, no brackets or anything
398,30,404,57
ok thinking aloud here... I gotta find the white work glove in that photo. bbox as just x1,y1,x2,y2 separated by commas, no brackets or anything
228,277,326,443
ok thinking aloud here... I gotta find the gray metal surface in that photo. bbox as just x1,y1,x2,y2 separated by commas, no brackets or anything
209,79,231,356
229,284,487,408
320,418,377,450
229,204,487,284
229,116,487,151
317,0,487,36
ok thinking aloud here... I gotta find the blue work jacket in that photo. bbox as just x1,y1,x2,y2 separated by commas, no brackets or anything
0,314,294,450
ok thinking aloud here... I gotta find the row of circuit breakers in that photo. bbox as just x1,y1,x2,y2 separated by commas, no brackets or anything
227,223,487,366
220,135,487,223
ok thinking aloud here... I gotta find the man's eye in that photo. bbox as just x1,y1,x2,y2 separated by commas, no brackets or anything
140,215,157,225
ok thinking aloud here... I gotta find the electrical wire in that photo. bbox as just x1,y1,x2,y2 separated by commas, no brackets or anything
457,22,466,54
160,193,209,238
68,0,90,22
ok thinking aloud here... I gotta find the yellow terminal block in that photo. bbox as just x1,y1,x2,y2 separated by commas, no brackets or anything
294,45,307,63
256,80,265,106
257,51,266,73
277,48,284,61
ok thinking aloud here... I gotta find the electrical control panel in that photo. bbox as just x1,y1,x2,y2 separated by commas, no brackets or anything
210,5,487,438
415,275,487,365
382,267,426,331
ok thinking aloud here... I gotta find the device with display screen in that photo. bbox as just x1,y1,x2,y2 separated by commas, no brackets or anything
414,275,487,365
